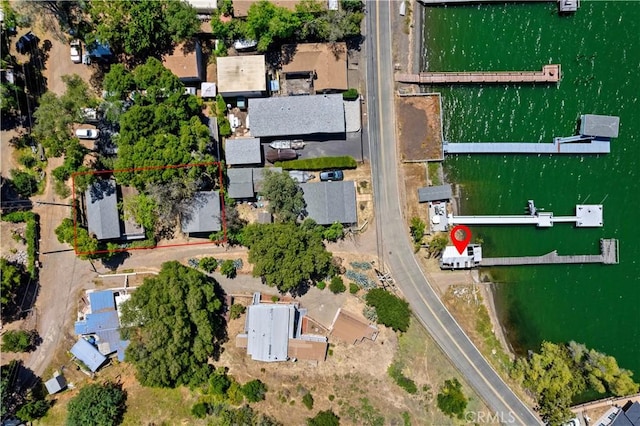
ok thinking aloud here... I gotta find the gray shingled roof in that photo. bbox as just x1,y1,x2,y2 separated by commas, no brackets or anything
85,179,120,240
181,191,222,234
225,137,262,165
248,94,345,137
227,168,254,199
300,181,357,225
252,167,281,193
418,184,452,203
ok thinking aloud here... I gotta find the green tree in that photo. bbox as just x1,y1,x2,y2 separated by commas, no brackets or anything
220,259,237,278
229,303,246,320
307,409,340,426
436,378,468,419
10,169,38,197
241,379,267,403
329,276,346,294
259,169,305,222
1,259,24,313
409,217,425,244
199,257,218,273
102,63,135,100
208,367,232,396
243,223,334,293
365,289,411,332
244,1,300,52
89,0,199,61
120,261,225,387
427,233,448,257
66,382,127,426
1,330,37,352
123,193,157,232
16,399,50,422
55,218,100,259
323,222,344,242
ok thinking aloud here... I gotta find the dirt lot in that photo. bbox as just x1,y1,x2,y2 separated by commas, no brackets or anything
396,95,444,161
398,162,428,225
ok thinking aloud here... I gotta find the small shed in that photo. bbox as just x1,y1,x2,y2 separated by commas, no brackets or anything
44,374,67,395
300,181,357,225
227,168,255,199
201,82,217,98
225,137,262,166
181,191,222,235
70,338,107,372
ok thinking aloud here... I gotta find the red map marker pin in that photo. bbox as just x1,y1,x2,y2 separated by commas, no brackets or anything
450,225,472,255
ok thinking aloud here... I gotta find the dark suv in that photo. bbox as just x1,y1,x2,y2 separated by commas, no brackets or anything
319,170,344,181
16,32,37,54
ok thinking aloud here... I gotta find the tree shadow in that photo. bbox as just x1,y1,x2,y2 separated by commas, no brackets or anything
210,276,229,361
100,251,131,271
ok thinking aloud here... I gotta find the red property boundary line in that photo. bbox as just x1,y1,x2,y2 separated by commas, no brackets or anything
71,162,226,256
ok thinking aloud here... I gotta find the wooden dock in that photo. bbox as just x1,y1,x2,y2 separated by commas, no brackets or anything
481,239,618,266
396,65,561,84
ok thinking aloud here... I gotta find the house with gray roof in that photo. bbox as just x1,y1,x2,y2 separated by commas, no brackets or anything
248,94,345,137
227,168,254,199
181,191,222,235
226,167,282,200
86,179,120,240
237,292,328,363
300,181,357,225
225,137,262,166
418,184,452,203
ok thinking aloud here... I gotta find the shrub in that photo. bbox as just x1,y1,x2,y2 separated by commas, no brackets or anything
302,392,314,410
220,259,237,278
345,269,375,290
322,222,344,242
349,282,359,294
275,156,357,171
343,88,359,101
437,378,468,419
388,362,418,394
199,257,218,273
271,295,280,302
17,399,50,422
241,379,267,403
365,289,411,332
349,261,372,270
363,305,378,322
307,410,340,426
409,217,425,245
10,169,38,197
1,329,37,352
229,303,246,320
66,382,127,426
191,402,209,418
316,281,326,290
329,276,346,294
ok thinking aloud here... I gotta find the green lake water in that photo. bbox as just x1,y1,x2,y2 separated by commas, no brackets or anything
421,2,640,376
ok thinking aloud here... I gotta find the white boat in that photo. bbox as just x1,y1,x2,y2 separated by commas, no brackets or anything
269,139,305,150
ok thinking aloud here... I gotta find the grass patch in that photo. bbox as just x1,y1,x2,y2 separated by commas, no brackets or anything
274,156,357,171
428,162,442,186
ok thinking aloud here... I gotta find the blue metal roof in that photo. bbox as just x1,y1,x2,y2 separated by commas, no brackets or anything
70,338,107,372
88,291,115,313
74,290,129,362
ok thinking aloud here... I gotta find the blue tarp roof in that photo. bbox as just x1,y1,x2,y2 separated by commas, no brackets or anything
70,338,107,372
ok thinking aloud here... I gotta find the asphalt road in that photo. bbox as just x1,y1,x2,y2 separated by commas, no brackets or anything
364,2,542,425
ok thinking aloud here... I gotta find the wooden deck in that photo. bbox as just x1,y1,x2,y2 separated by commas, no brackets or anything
481,239,618,266
396,65,561,84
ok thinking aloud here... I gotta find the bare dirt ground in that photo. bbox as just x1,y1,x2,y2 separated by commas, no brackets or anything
397,95,443,161
399,162,428,225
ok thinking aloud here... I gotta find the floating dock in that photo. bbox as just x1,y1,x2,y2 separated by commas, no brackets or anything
480,239,618,266
417,0,578,13
448,201,603,228
444,114,619,155
396,65,560,85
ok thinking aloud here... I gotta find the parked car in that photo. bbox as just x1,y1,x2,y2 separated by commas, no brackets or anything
319,170,344,181
70,40,82,63
265,148,297,163
15,32,37,54
75,128,100,139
